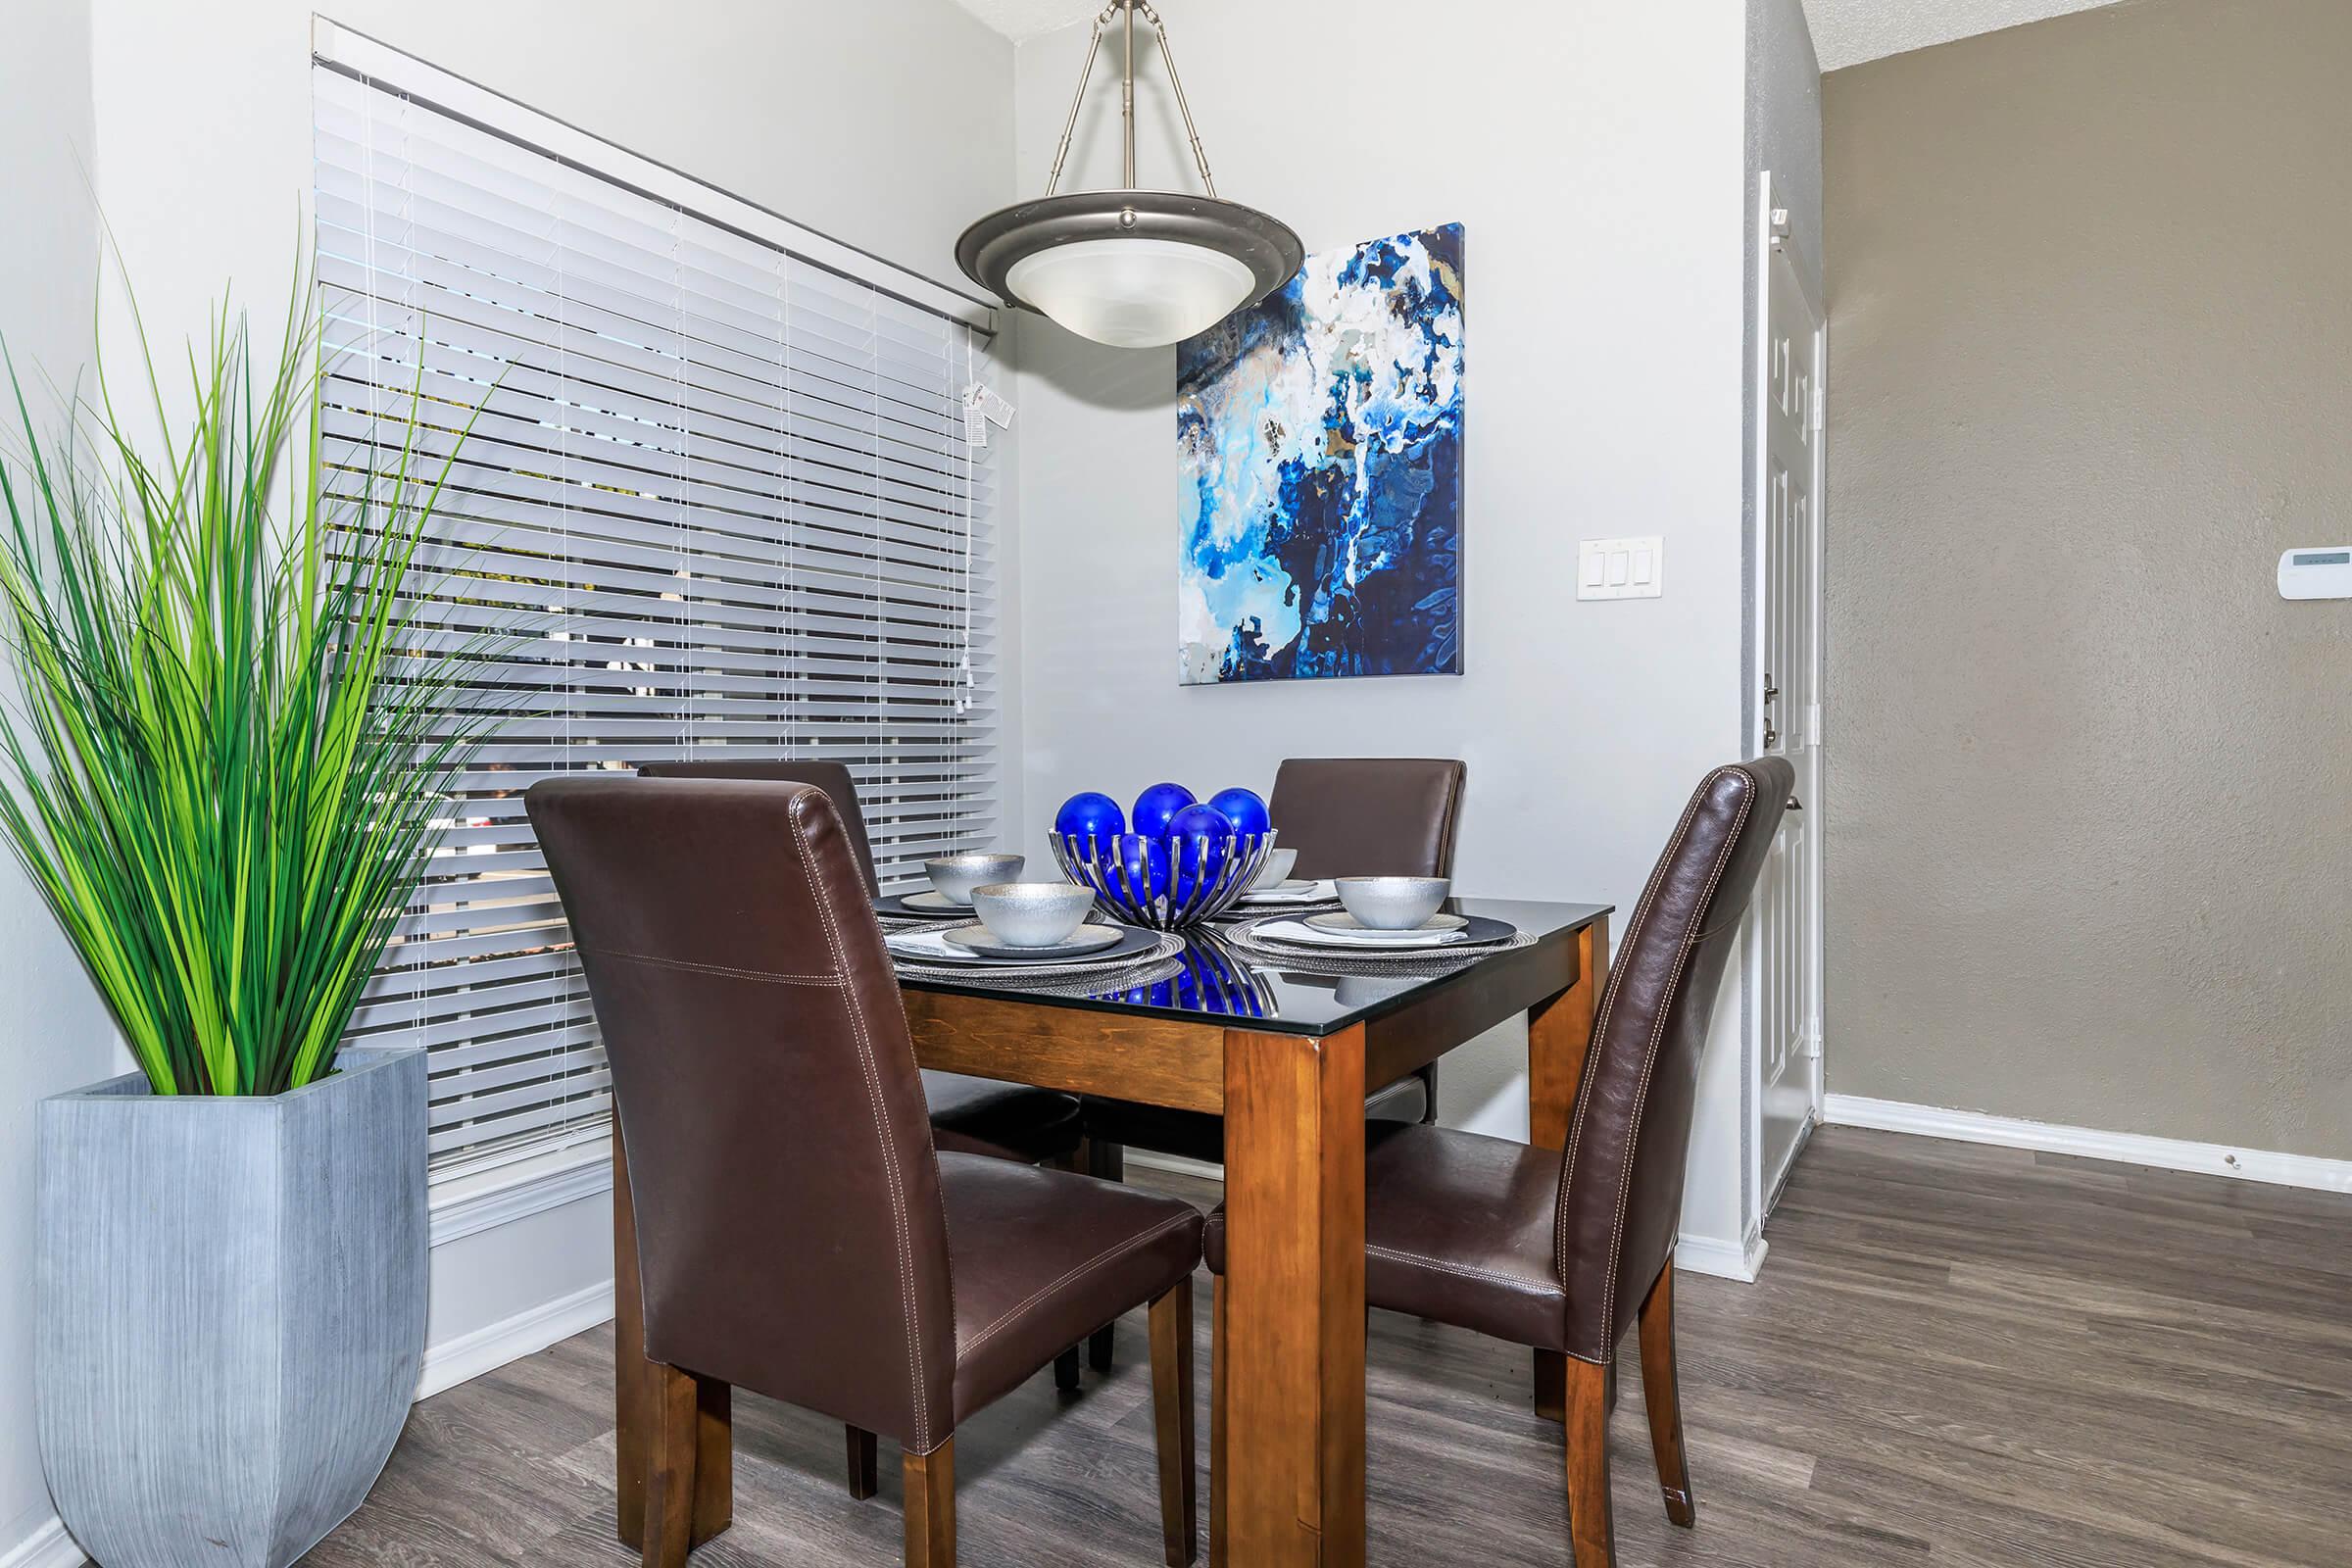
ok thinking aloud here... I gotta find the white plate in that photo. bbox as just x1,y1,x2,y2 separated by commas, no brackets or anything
899,889,971,913
1237,879,1336,906
1250,916,1471,951
941,922,1122,959
1304,910,1469,936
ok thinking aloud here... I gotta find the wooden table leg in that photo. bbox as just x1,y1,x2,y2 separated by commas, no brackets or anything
1221,1025,1367,1568
613,1124,731,1550
1528,916,1609,1421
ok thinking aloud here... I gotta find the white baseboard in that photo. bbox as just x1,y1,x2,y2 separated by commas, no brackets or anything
1673,1230,1768,1283
1823,1094,2352,1195
416,1278,614,1400
0,1514,81,1568
1130,1152,1771,1283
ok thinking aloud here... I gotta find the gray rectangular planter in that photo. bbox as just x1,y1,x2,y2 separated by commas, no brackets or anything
37,1048,427,1568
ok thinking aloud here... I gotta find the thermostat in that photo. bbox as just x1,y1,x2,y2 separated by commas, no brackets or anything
2278,547,2352,600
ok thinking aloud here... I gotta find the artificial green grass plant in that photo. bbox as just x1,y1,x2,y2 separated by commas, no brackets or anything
0,277,500,1096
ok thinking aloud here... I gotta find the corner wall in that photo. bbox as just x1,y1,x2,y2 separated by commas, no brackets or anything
0,5,122,1560
1823,0,2352,1157
1008,1,1756,1248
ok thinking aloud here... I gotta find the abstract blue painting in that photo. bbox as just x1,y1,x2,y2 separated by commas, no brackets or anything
1177,222,1464,686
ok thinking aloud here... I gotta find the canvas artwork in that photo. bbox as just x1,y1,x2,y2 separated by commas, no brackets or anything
1176,222,1464,686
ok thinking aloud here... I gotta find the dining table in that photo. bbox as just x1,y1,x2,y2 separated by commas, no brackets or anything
607,895,1613,1568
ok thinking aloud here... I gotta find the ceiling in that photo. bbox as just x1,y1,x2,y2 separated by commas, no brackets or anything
1800,0,2126,70
950,0,2130,70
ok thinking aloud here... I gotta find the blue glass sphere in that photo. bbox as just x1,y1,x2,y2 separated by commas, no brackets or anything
1166,805,1235,903
1107,832,1172,905
1206,786,1270,838
1054,791,1125,846
1131,781,1198,840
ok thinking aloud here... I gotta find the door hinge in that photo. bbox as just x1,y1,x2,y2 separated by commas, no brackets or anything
1810,380,1826,434
1798,1028,1824,1061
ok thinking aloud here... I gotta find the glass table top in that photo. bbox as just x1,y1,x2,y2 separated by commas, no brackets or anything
888,897,1611,1038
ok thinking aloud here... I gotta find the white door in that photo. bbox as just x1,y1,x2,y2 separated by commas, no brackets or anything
1751,175,1826,1210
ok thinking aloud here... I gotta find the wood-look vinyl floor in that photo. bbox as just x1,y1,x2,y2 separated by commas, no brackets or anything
309,1128,2352,1567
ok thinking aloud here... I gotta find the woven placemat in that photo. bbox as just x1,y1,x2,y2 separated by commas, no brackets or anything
1223,914,1535,970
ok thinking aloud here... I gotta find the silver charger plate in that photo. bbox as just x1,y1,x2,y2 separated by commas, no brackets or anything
1303,910,1470,937
942,922,1124,960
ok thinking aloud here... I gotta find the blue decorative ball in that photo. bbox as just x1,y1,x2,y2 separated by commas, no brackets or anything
1054,791,1126,846
1166,805,1235,902
1206,786,1270,839
1131,781,1198,840
1108,832,1172,904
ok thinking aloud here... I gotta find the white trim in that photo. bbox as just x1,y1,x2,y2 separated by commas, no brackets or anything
309,15,998,332
1823,1095,2352,1195
1674,1231,1768,1284
415,1279,615,1401
1132,1153,1773,1284
429,1145,613,1248
0,1515,81,1568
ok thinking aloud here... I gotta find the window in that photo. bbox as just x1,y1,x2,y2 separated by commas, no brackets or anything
311,27,1002,1182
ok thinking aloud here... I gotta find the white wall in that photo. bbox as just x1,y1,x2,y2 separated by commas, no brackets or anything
0,5,125,1561
1009,1,1754,1236
3,5,1015,1562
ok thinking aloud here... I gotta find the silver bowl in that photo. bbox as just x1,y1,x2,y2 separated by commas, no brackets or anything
1248,847,1300,891
1334,876,1451,931
924,852,1026,906
970,882,1097,948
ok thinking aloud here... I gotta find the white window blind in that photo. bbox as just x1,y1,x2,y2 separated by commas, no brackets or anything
311,48,1001,1180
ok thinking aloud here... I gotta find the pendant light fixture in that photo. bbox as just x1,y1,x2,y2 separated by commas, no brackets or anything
956,0,1302,349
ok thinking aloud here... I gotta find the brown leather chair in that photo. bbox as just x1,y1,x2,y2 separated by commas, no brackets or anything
530,777,1203,1568
1202,758,1793,1568
636,760,1084,1170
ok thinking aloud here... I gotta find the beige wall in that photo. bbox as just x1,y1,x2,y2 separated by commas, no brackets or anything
1824,0,2352,1157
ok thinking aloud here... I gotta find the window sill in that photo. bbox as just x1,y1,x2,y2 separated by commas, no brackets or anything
428,1143,614,1249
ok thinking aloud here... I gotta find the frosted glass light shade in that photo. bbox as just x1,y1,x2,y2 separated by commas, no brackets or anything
1006,237,1256,348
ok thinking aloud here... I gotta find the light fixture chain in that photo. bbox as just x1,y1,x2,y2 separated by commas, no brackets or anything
1043,6,1116,198
1141,3,1218,196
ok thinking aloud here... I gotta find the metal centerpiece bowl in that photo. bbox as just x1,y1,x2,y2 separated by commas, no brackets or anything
1052,826,1277,930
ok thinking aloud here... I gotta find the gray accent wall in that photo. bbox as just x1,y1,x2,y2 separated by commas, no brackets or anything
1823,0,2352,1158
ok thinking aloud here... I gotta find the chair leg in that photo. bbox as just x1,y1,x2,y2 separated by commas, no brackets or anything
1564,1357,1616,1568
1639,1263,1696,1527
1208,1274,1226,1566
1087,1142,1126,1371
846,1425,879,1501
904,1439,956,1568
1055,1345,1083,1391
643,1361,700,1568
1147,1279,1199,1566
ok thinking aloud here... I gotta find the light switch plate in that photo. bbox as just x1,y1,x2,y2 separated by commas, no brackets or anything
1578,536,1664,600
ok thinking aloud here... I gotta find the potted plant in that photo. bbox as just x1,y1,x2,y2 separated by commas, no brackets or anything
1,276,497,1568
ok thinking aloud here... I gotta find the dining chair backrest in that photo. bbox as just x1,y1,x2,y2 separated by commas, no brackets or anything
635,759,878,895
1552,758,1793,1359
1267,758,1467,879
527,776,957,1453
